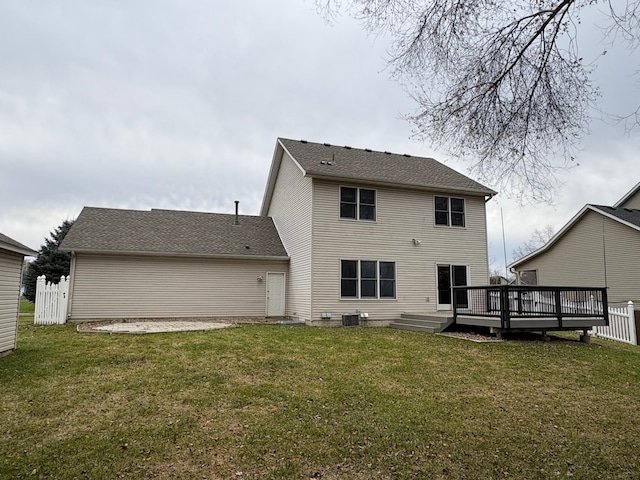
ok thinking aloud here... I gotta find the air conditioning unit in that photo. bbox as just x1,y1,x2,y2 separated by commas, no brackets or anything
342,314,360,327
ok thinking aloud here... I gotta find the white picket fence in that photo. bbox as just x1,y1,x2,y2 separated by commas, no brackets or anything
591,301,637,345
34,275,69,325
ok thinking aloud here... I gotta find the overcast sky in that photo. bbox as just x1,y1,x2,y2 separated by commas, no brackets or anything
1,1,638,274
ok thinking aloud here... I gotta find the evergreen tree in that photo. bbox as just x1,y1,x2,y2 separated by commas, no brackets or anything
22,220,74,302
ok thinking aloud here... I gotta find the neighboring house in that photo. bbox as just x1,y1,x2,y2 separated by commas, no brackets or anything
0,233,36,356
510,182,640,306
489,275,512,285
60,138,497,324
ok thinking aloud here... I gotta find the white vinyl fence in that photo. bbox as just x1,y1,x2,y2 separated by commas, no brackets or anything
34,275,69,325
591,301,636,345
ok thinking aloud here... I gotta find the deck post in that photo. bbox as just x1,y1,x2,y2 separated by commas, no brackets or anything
500,286,510,329
580,329,591,344
554,288,563,328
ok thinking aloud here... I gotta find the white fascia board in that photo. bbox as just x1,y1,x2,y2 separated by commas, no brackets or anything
0,241,37,257
614,181,640,207
259,141,284,216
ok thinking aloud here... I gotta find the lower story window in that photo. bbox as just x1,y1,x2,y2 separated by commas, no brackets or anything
341,260,396,299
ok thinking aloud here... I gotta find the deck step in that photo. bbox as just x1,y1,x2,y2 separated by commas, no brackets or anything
388,313,454,333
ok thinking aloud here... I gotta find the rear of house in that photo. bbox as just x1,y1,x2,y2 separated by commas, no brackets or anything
60,137,499,326
262,138,497,325
0,233,36,356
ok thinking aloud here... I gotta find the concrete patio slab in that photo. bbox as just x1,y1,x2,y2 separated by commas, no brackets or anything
79,321,234,334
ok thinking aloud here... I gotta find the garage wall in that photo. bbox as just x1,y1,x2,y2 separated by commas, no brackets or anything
0,250,23,354
68,254,289,321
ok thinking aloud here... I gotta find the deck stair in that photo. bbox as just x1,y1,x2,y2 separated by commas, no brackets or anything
389,313,454,333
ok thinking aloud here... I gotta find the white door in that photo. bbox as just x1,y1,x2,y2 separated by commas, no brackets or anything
266,272,285,317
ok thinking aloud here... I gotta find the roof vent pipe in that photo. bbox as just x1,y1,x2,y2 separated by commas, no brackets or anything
234,200,239,225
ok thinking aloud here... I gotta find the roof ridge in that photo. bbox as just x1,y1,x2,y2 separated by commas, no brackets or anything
279,137,418,159
150,208,262,218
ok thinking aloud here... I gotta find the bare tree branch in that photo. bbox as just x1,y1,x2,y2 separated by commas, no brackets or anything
512,224,556,261
317,0,640,203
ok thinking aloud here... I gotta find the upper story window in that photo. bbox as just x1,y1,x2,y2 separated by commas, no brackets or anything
340,187,376,221
434,196,465,227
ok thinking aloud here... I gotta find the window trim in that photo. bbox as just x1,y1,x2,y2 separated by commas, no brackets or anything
434,195,466,228
340,259,396,300
340,186,377,221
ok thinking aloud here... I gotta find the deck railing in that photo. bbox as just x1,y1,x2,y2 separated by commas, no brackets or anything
452,285,609,329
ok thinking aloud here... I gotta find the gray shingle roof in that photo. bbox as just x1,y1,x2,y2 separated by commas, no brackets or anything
591,205,640,229
279,138,496,196
0,232,37,256
59,207,289,258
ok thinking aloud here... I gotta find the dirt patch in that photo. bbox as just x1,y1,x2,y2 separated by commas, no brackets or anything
438,331,503,343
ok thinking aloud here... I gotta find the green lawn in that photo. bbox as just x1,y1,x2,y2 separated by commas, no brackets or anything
1,318,639,479
19,298,35,314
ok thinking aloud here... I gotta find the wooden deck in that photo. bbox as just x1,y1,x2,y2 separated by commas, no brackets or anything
453,285,609,333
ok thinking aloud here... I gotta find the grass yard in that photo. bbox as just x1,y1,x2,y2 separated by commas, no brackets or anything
19,298,35,314
1,319,640,479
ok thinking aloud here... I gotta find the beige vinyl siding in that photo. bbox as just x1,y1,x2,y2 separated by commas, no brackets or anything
515,210,640,305
619,190,640,209
311,180,490,324
0,250,23,354
68,254,288,320
266,150,313,322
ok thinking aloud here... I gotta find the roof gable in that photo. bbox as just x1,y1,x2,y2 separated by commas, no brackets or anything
261,138,496,214
509,205,640,269
0,232,36,256
59,207,289,259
